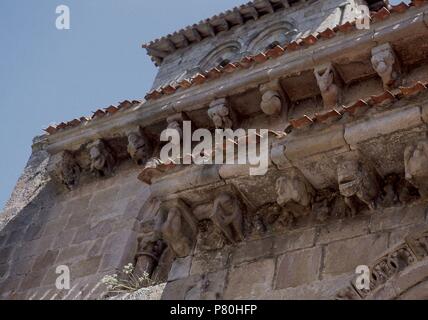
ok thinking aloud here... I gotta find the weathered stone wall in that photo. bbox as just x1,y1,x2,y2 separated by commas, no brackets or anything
159,203,428,300
0,152,151,300
2,0,428,301
152,0,363,89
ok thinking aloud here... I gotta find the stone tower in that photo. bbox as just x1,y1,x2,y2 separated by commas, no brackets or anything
1,0,428,300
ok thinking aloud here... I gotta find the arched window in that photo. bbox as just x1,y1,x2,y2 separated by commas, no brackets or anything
246,21,297,54
198,41,242,72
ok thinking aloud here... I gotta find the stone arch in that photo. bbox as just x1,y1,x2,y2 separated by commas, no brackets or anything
246,21,297,54
198,41,242,72
335,229,428,300
369,260,428,300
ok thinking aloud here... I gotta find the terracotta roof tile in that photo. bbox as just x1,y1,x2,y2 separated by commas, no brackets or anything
390,2,410,13
192,73,207,85
265,45,285,58
343,99,369,115
314,109,341,123
302,34,318,45
253,52,268,63
46,4,426,136
399,82,427,96
162,84,177,95
318,28,336,39
371,7,391,21
206,67,223,79
178,79,193,89
369,91,395,106
222,62,240,73
290,115,313,129
239,56,254,68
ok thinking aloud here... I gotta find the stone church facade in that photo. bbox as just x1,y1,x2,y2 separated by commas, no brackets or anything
1,0,428,300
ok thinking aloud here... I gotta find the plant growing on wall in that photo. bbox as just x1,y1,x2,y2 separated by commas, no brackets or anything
101,263,153,294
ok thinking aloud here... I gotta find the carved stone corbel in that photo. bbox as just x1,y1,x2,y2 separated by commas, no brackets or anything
208,98,236,129
47,150,81,190
166,113,188,138
210,192,244,244
127,126,152,165
259,79,288,118
157,199,198,258
337,158,380,215
314,63,341,109
88,139,116,177
275,168,315,226
371,43,401,90
404,140,428,198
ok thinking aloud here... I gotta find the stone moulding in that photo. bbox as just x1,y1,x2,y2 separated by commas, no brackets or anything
43,6,428,154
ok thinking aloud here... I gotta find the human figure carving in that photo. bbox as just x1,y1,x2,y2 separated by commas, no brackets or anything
404,141,428,198
371,44,400,90
161,207,194,258
127,127,152,165
88,139,115,177
275,169,315,226
134,223,165,278
156,200,197,258
337,159,379,216
208,99,234,129
314,64,340,109
210,192,244,244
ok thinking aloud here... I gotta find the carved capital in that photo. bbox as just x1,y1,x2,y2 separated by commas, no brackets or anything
127,127,152,165
88,139,116,177
371,43,400,90
208,98,235,129
48,150,80,190
314,63,341,109
404,140,428,198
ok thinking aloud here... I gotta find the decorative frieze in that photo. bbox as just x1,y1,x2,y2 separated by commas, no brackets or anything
335,229,428,300
406,230,428,260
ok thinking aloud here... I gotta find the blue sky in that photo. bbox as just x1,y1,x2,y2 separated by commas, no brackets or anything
0,0,407,210
0,0,249,209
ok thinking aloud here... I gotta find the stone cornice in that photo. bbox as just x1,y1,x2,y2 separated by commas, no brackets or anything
42,6,428,154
